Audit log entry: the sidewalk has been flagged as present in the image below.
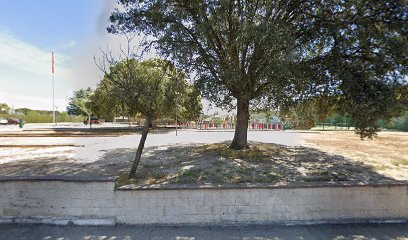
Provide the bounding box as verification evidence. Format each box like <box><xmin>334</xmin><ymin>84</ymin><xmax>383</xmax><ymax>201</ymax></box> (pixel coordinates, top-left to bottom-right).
<box><xmin>0</xmin><ymin>223</ymin><xmax>407</xmax><ymax>240</ymax></box>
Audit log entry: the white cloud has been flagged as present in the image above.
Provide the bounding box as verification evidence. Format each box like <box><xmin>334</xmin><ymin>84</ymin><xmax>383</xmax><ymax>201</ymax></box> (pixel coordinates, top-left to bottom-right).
<box><xmin>0</xmin><ymin>31</ymin><xmax>71</xmax><ymax>76</ymax></box>
<box><xmin>0</xmin><ymin>91</ymin><xmax>67</xmax><ymax>110</ymax></box>
<box><xmin>0</xmin><ymin>31</ymin><xmax>75</xmax><ymax>111</ymax></box>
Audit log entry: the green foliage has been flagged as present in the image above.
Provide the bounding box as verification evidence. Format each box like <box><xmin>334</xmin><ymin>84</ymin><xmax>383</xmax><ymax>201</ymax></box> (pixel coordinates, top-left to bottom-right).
<box><xmin>0</xmin><ymin>112</ymin><xmax>82</xmax><ymax>123</ymax></box>
<box><xmin>100</xmin><ymin>58</ymin><xmax>201</xmax><ymax>121</ymax></box>
<box><xmin>109</xmin><ymin>0</ymin><xmax>407</xmax><ymax>140</ymax></box>
<box><xmin>14</xmin><ymin>108</ymin><xmax>32</xmax><ymax>115</ymax></box>
<box><xmin>0</xmin><ymin>103</ymin><xmax>10</xmax><ymax>114</ymax></box>
<box><xmin>67</xmin><ymin>88</ymin><xmax>94</xmax><ymax>117</ymax></box>
<box><xmin>14</xmin><ymin>108</ymin><xmax>55</xmax><ymax>115</ymax></box>
<box><xmin>378</xmin><ymin>110</ymin><xmax>408</xmax><ymax>131</ymax></box>
<box><xmin>340</xmin><ymin>81</ymin><xmax>406</xmax><ymax>137</ymax></box>
<box><xmin>280</xmin><ymin>96</ymin><xmax>337</xmax><ymax>130</ymax></box>
<box><xmin>91</xmin><ymin>83</ymin><xmax>123</xmax><ymax>121</ymax></box>
<box><xmin>179</xmin><ymin>86</ymin><xmax>203</xmax><ymax>120</ymax></box>
<box><xmin>67</xmin><ymin>88</ymin><xmax>94</xmax><ymax>116</ymax></box>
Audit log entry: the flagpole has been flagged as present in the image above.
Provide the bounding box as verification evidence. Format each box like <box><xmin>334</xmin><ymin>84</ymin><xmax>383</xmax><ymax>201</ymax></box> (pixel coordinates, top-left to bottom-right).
<box><xmin>52</xmin><ymin>50</ymin><xmax>56</xmax><ymax>126</ymax></box>
<box><xmin>53</xmin><ymin>71</ymin><xmax>55</xmax><ymax>126</ymax></box>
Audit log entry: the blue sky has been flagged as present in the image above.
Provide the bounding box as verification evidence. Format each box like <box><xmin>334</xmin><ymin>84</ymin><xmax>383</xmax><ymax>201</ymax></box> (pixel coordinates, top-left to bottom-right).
<box><xmin>0</xmin><ymin>0</ymin><xmax>121</xmax><ymax>110</ymax></box>
<box><xmin>0</xmin><ymin>0</ymin><xmax>102</xmax><ymax>49</ymax></box>
<box><xmin>0</xmin><ymin>0</ymin><xmax>219</xmax><ymax>114</ymax></box>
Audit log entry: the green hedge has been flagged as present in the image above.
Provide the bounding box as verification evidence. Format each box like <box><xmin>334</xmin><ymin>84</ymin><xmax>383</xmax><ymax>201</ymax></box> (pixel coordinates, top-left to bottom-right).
<box><xmin>0</xmin><ymin>112</ymin><xmax>83</xmax><ymax>123</ymax></box>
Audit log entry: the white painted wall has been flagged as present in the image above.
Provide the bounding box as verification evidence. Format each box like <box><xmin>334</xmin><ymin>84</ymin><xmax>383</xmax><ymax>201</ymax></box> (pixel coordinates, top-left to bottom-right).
<box><xmin>0</xmin><ymin>180</ymin><xmax>407</xmax><ymax>225</ymax></box>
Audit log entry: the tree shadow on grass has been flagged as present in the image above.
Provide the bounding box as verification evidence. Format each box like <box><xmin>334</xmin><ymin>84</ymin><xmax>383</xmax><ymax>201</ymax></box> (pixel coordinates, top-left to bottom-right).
<box><xmin>0</xmin><ymin>142</ymin><xmax>401</xmax><ymax>186</ymax></box>
<box><xmin>116</xmin><ymin>142</ymin><xmax>399</xmax><ymax>186</ymax></box>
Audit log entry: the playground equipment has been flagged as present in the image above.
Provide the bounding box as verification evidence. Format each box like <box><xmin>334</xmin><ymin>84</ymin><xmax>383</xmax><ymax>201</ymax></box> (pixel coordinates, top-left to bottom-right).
<box><xmin>181</xmin><ymin>120</ymin><xmax>283</xmax><ymax>130</ymax></box>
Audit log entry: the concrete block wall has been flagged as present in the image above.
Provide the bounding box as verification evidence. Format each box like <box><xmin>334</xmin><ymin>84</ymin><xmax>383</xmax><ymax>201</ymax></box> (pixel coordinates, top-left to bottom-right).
<box><xmin>0</xmin><ymin>178</ymin><xmax>407</xmax><ymax>225</ymax></box>
<box><xmin>0</xmin><ymin>179</ymin><xmax>117</xmax><ymax>225</ymax></box>
<box><xmin>115</xmin><ymin>185</ymin><xmax>408</xmax><ymax>224</ymax></box>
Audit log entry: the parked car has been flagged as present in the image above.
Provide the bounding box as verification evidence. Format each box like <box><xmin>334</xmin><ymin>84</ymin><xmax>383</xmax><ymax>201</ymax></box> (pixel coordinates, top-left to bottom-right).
<box><xmin>7</xmin><ymin>118</ymin><xmax>19</xmax><ymax>125</ymax></box>
<box><xmin>84</xmin><ymin>117</ymin><xmax>103</xmax><ymax>125</ymax></box>
<box><xmin>0</xmin><ymin>118</ymin><xmax>8</xmax><ymax>125</ymax></box>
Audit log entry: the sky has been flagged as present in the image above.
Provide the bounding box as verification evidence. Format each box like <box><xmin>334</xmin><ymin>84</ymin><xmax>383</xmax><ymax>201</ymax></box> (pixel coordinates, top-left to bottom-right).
<box><xmin>0</xmin><ymin>0</ymin><xmax>225</xmax><ymax>115</ymax></box>
<box><xmin>0</xmin><ymin>0</ymin><xmax>130</xmax><ymax>111</ymax></box>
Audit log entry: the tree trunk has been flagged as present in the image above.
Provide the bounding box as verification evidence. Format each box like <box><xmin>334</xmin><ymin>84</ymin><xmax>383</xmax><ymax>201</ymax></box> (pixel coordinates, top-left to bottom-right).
<box><xmin>88</xmin><ymin>113</ymin><xmax>92</xmax><ymax>130</ymax></box>
<box><xmin>129</xmin><ymin>116</ymin><xmax>151</xmax><ymax>179</ymax></box>
<box><xmin>229</xmin><ymin>98</ymin><xmax>250</xmax><ymax>150</ymax></box>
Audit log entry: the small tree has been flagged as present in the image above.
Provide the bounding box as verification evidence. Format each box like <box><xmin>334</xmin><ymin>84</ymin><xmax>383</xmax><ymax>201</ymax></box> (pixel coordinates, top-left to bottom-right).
<box><xmin>0</xmin><ymin>103</ymin><xmax>10</xmax><ymax>114</ymax></box>
<box><xmin>67</xmin><ymin>88</ymin><xmax>92</xmax><ymax>116</ymax></box>
<box><xmin>69</xmin><ymin>88</ymin><xmax>94</xmax><ymax>129</ymax></box>
<box><xmin>99</xmin><ymin>58</ymin><xmax>200</xmax><ymax>178</ymax></box>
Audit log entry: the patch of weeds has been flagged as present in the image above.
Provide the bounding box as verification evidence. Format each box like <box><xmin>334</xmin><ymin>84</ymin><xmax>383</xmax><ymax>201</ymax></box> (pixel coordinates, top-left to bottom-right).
<box><xmin>116</xmin><ymin>173</ymin><xmax>138</xmax><ymax>186</ymax></box>
<box><xmin>250</xmin><ymin>174</ymin><xmax>280</xmax><ymax>183</ymax></box>
<box><xmin>375</xmin><ymin>165</ymin><xmax>390</xmax><ymax>170</ymax></box>
<box><xmin>194</xmin><ymin>143</ymin><xmax>285</xmax><ymax>162</ymax></box>
<box><xmin>258</xmin><ymin>170</ymin><xmax>281</xmax><ymax>182</ymax></box>
<box><xmin>140</xmin><ymin>163</ymin><xmax>157</xmax><ymax>169</ymax></box>
<box><xmin>392</xmin><ymin>160</ymin><xmax>408</xmax><ymax>166</ymax></box>
<box><xmin>265</xmin><ymin>173</ymin><xmax>281</xmax><ymax>182</ymax></box>
<box><xmin>145</xmin><ymin>171</ymin><xmax>168</xmax><ymax>184</ymax></box>
<box><xmin>303</xmin><ymin>169</ymin><xmax>350</xmax><ymax>182</ymax></box>
<box><xmin>234</xmin><ymin>167</ymin><xmax>255</xmax><ymax>176</ymax></box>
<box><xmin>213</xmin><ymin>160</ymin><xmax>226</xmax><ymax>167</ymax></box>
<box><xmin>219</xmin><ymin>167</ymin><xmax>281</xmax><ymax>183</ymax></box>
<box><xmin>173</xmin><ymin>168</ymin><xmax>203</xmax><ymax>183</ymax></box>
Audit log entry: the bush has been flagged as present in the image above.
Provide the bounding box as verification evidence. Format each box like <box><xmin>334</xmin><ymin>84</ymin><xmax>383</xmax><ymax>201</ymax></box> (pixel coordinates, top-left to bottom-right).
<box><xmin>0</xmin><ymin>112</ymin><xmax>83</xmax><ymax>123</ymax></box>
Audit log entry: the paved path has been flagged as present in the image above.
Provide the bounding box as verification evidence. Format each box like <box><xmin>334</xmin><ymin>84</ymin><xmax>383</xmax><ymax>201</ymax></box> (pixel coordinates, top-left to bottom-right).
<box><xmin>0</xmin><ymin>223</ymin><xmax>407</xmax><ymax>240</ymax></box>
<box><xmin>74</xmin><ymin>129</ymin><xmax>304</xmax><ymax>161</ymax></box>
<box><xmin>0</xmin><ymin>125</ymin><xmax>304</xmax><ymax>164</ymax></box>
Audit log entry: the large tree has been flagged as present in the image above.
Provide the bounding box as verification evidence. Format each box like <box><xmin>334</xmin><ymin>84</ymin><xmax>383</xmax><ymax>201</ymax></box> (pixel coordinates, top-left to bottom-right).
<box><xmin>109</xmin><ymin>0</ymin><xmax>407</xmax><ymax>149</ymax></box>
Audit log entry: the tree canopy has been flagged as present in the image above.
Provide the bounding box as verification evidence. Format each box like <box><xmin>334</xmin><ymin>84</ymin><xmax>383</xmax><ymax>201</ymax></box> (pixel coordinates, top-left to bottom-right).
<box><xmin>109</xmin><ymin>0</ymin><xmax>407</xmax><ymax>149</ymax></box>
<box><xmin>99</xmin><ymin>58</ymin><xmax>201</xmax><ymax>121</ymax></box>
<box><xmin>0</xmin><ymin>103</ymin><xmax>10</xmax><ymax>114</ymax></box>
<box><xmin>97</xmin><ymin>58</ymin><xmax>202</xmax><ymax>178</ymax></box>
<box><xmin>67</xmin><ymin>88</ymin><xmax>94</xmax><ymax>116</ymax></box>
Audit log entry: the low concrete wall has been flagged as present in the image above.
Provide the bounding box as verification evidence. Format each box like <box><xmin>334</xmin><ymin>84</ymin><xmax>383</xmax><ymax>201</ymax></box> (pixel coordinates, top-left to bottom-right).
<box><xmin>0</xmin><ymin>177</ymin><xmax>407</xmax><ymax>225</ymax></box>
<box><xmin>0</xmin><ymin>177</ymin><xmax>117</xmax><ymax>225</ymax></box>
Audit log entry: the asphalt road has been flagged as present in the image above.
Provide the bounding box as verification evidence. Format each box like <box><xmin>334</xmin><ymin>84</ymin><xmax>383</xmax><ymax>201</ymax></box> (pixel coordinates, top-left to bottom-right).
<box><xmin>0</xmin><ymin>223</ymin><xmax>407</xmax><ymax>240</ymax></box>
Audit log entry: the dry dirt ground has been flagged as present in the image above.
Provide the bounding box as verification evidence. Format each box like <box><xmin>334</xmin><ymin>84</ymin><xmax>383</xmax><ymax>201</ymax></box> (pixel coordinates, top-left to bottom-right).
<box><xmin>0</xmin><ymin>127</ymin><xmax>406</xmax><ymax>186</ymax></box>
<box><xmin>117</xmin><ymin>130</ymin><xmax>408</xmax><ymax>186</ymax></box>
<box><xmin>302</xmin><ymin>131</ymin><xmax>408</xmax><ymax>181</ymax></box>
